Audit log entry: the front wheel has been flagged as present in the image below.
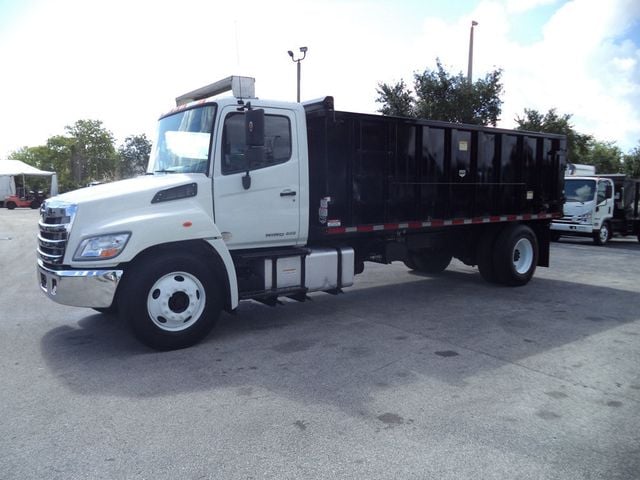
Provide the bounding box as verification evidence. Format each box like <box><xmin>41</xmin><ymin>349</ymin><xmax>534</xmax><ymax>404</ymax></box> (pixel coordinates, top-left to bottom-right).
<box><xmin>119</xmin><ymin>253</ymin><xmax>222</xmax><ymax>350</ymax></box>
<box><xmin>6</xmin><ymin>201</ymin><xmax>16</xmax><ymax>210</ymax></box>
<box><xmin>593</xmin><ymin>222</ymin><xmax>610</xmax><ymax>246</ymax></box>
<box><xmin>492</xmin><ymin>224</ymin><xmax>538</xmax><ymax>286</ymax></box>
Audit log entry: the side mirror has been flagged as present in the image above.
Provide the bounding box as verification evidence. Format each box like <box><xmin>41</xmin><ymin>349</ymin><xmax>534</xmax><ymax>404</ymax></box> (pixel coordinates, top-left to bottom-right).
<box><xmin>605</xmin><ymin>185</ymin><xmax>613</xmax><ymax>198</ymax></box>
<box><xmin>245</xmin><ymin>108</ymin><xmax>265</xmax><ymax>147</ymax></box>
<box><xmin>240</xmin><ymin>108</ymin><xmax>265</xmax><ymax>190</ymax></box>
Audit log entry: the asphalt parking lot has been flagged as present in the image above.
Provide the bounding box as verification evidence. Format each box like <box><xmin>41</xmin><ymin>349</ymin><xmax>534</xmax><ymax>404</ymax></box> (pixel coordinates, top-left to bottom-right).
<box><xmin>1</xmin><ymin>208</ymin><xmax>639</xmax><ymax>480</ymax></box>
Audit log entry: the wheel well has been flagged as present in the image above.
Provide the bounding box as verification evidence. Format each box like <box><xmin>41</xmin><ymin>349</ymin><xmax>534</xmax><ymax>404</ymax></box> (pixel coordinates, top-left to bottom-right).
<box><xmin>117</xmin><ymin>240</ymin><xmax>232</xmax><ymax>312</ymax></box>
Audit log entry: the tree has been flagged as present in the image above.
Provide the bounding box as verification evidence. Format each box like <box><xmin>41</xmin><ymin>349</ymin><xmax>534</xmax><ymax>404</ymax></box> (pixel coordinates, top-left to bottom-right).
<box><xmin>119</xmin><ymin>134</ymin><xmax>152</xmax><ymax>179</ymax></box>
<box><xmin>581</xmin><ymin>141</ymin><xmax>623</xmax><ymax>174</ymax></box>
<box><xmin>376</xmin><ymin>80</ymin><xmax>414</xmax><ymax>117</ymax></box>
<box><xmin>515</xmin><ymin>108</ymin><xmax>592</xmax><ymax>163</ymax></box>
<box><xmin>623</xmin><ymin>142</ymin><xmax>640</xmax><ymax>177</ymax></box>
<box><xmin>9</xmin><ymin>120</ymin><xmax>119</xmax><ymax>192</ymax></box>
<box><xmin>376</xmin><ymin>59</ymin><xmax>504</xmax><ymax>126</ymax></box>
<box><xmin>65</xmin><ymin>120</ymin><xmax>118</xmax><ymax>185</ymax></box>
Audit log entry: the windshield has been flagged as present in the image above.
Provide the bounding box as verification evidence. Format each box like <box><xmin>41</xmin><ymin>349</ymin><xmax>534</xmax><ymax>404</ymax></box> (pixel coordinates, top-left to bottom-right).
<box><xmin>148</xmin><ymin>104</ymin><xmax>216</xmax><ymax>174</ymax></box>
<box><xmin>565</xmin><ymin>179</ymin><xmax>596</xmax><ymax>202</ymax></box>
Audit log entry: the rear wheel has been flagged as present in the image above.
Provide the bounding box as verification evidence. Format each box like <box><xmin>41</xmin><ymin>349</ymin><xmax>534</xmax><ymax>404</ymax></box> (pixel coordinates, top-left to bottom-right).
<box><xmin>476</xmin><ymin>228</ymin><xmax>501</xmax><ymax>283</ymax></box>
<box><xmin>6</xmin><ymin>201</ymin><xmax>16</xmax><ymax>210</ymax></box>
<box><xmin>593</xmin><ymin>222</ymin><xmax>610</xmax><ymax>246</ymax></box>
<box><xmin>406</xmin><ymin>250</ymin><xmax>452</xmax><ymax>274</ymax></box>
<box><xmin>119</xmin><ymin>253</ymin><xmax>222</xmax><ymax>350</ymax></box>
<box><xmin>30</xmin><ymin>200</ymin><xmax>40</xmax><ymax>209</ymax></box>
<box><xmin>492</xmin><ymin>224</ymin><xmax>538</xmax><ymax>286</ymax></box>
<box><xmin>92</xmin><ymin>305</ymin><xmax>118</xmax><ymax>315</ymax></box>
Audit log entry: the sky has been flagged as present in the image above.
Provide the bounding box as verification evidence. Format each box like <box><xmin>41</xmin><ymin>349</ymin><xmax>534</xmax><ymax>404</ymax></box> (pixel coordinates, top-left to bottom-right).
<box><xmin>0</xmin><ymin>0</ymin><xmax>638</xmax><ymax>159</ymax></box>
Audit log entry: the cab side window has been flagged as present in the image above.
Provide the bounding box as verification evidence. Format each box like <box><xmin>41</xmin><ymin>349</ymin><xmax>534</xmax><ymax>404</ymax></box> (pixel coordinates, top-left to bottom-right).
<box><xmin>597</xmin><ymin>181</ymin><xmax>609</xmax><ymax>204</ymax></box>
<box><xmin>221</xmin><ymin>113</ymin><xmax>292</xmax><ymax>174</ymax></box>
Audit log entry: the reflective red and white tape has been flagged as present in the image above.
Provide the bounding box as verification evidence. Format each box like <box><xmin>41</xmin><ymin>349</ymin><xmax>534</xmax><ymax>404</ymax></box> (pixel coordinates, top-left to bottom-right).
<box><xmin>325</xmin><ymin>212</ymin><xmax>559</xmax><ymax>235</ymax></box>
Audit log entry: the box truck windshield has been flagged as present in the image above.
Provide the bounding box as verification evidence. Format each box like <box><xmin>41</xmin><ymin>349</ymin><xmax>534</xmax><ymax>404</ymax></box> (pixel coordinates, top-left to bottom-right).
<box><xmin>565</xmin><ymin>178</ymin><xmax>596</xmax><ymax>203</ymax></box>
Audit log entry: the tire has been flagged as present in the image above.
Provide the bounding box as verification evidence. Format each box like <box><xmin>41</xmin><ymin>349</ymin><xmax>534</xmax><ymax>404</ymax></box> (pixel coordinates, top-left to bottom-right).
<box><xmin>6</xmin><ymin>201</ymin><xmax>16</xmax><ymax>210</ymax></box>
<box><xmin>119</xmin><ymin>253</ymin><xmax>222</xmax><ymax>350</ymax></box>
<box><xmin>492</xmin><ymin>224</ymin><xmax>538</xmax><ymax>287</ymax></box>
<box><xmin>593</xmin><ymin>222</ymin><xmax>610</xmax><ymax>246</ymax></box>
<box><xmin>407</xmin><ymin>250</ymin><xmax>452</xmax><ymax>274</ymax></box>
<box><xmin>92</xmin><ymin>305</ymin><xmax>118</xmax><ymax>315</ymax></box>
<box><xmin>30</xmin><ymin>200</ymin><xmax>40</xmax><ymax>209</ymax></box>
<box><xmin>476</xmin><ymin>228</ymin><xmax>501</xmax><ymax>283</ymax></box>
<box><xmin>550</xmin><ymin>231</ymin><xmax>561</xmax><ymax>242</ymax></box>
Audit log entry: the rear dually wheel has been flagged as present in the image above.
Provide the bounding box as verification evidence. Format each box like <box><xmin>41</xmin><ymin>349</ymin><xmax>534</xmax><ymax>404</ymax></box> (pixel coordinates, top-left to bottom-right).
<box><xmin>492</xmin><ymin>224</ymin><xmax>539</xmax><ymax>286</ymax></box>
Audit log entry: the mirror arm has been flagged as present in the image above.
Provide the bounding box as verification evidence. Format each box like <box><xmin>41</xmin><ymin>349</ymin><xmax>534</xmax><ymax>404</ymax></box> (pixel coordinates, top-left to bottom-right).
<box><xmin>242</xmin><ymin>171</ymin><xmax>251</xmax><ymax>190</ymax></box>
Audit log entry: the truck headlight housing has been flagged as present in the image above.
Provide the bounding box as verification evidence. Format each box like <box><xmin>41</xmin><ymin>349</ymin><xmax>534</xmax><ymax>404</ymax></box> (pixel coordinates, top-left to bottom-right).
<box><xmin>574</xmin><ymin>212</ymin><xmax>592</xmax><ymax>224</ymax></box>
<box><xmin>74</xmin><ymin>233</ymin><xmax>130</xmax><ymax>261</ymax></box>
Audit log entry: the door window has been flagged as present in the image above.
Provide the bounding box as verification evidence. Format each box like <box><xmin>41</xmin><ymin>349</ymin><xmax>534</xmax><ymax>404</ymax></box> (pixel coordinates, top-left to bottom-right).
<box><xmin>597</xmin><ymin>181</ymin><xmax>609</xmax><ymax>204</ymax></box>
<box><xmin>221</xmin><ymin>113</ymin><xmax>292</xmax><ymax>174</ymax></box>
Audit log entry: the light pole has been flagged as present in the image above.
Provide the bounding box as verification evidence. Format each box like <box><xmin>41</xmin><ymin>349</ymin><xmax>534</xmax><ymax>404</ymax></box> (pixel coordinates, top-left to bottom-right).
<box><xmin>288</xmin><ymin>46</ymin><xmax>308</xmax><ymax>102</ymax></box>
<box><xmin>467</xmin><ymin>20</ymin><xmax>478</xmax><ymax>83</ymax></box>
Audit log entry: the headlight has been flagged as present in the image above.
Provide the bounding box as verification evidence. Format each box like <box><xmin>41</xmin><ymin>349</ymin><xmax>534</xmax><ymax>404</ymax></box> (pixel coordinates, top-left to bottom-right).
<box><xmin>574</xmin><ymin>212</ymin><xmax>592</xmax><ymax>224</ymax></box>
<box><xmin>74</xmin><ymin>233</ymin><xmax>130</xmax><ymax>261</ymax></box>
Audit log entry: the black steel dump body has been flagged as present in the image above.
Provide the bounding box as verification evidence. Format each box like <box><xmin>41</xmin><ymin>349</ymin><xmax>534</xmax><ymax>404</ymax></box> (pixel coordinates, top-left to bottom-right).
<box><xmin>600</xmin><ymin>174</ymin><xmax>640</xmax><ymax>235</ymax></box>
<box><xmin>304</xmin><ymin>98</ymin><xmax>566</xmax><ymax>241</ymax></box>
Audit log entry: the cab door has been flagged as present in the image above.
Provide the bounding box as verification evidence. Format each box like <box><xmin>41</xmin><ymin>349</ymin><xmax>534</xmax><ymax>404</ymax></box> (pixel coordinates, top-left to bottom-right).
<box><xmin>594</xmin><ymin>178</ymin><xmax>614</xmax><ymax>223</ymax></box>
<box><xmin>213</xmin><ymin>106</ymin><xmax>301</xmax><ymax>249</ymax></box>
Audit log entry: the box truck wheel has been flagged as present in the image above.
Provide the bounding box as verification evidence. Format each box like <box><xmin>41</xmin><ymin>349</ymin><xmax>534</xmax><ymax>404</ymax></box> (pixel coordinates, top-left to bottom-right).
<box><xmin>493</xmin><ymin>224</ymin><xmax>538</xmax><ymax>286</ymax></box>
<box><xmin>120</xmin><ymin>253</ymin><xmax>222</xmax><ymax>350</ymax></box>
<box><xmin>92</xmin><ymin>305</ymin><xmax>118</xmax><ymax>315</ymax></box>
<box><xmin>593</xmin><ymin>222</ymin><xmax>611</xmax><ymax>246</ymax></box>
<box><xmin>406</xmin><ymin>250</ymin><xmax>452</xmax><ymax>274</ymax></box>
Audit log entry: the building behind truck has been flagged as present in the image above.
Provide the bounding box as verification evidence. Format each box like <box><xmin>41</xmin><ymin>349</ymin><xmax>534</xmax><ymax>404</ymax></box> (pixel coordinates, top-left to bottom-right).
<box><xmin>37</xmin><ymin>76</ymin><xmax>566</xmax><ymax>350</ymax></box>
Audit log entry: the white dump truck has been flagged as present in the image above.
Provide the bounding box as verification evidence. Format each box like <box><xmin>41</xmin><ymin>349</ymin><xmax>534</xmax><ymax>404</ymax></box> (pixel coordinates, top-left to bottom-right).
<box><xmin>37</xmin><ymin>76</ymin><xmax>566</xmax><ymax>350</ymax></box>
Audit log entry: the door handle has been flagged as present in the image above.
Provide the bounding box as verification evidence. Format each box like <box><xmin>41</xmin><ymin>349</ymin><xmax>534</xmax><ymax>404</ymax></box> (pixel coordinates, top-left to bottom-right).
<box><xmin>280</xmin><ymin>190</ymin><xmax>297</xmax><ymax>197</ymax></box>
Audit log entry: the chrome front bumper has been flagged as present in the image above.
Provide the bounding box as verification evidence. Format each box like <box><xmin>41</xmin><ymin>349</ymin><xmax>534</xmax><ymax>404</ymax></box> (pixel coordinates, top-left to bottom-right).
<box><xmin>550</xmin><ymin>222</ymin><xmax>594</xmax><ymax>234</ymax></box>
<box><xmin>37</xmin><ymin>260</ymin><xmax>123</xmax><ymax>308</ymax></box>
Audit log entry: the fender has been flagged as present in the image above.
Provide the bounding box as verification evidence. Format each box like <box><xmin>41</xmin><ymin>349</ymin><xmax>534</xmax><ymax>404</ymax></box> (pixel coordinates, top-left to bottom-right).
<box><xmin>205</xmin><ymin>237</ymin><xmax>239</xmax><ymax>310</ymax></box>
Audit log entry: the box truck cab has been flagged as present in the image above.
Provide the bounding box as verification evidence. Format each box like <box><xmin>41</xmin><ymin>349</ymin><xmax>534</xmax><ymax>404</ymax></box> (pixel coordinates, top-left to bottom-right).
<box><xmin>551</xmin><ymin>176</ymin><xmax>615</xmax><ymax>245</ymax></box>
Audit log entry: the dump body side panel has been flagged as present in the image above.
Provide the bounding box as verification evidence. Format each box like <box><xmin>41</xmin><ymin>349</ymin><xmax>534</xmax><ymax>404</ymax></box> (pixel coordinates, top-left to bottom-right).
<box><xmin>305</xmin><ymin>108</ymin><xmax>566</xmax><ymax>241</ymax></box>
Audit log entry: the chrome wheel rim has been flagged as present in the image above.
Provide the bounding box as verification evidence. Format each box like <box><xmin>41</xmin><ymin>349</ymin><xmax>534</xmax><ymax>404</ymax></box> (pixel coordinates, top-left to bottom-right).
<box><xmin>147</xmin><ymin>271</ymin><xmax>206</xmax><ymax>332</ymax></box>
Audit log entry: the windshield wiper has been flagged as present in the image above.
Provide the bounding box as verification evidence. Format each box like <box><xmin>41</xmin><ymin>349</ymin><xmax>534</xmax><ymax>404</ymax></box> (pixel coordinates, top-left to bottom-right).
<box><xmin>154</xmin><ymin>169</ymin><xmax>180</xmax><ymax>174</ymax></box>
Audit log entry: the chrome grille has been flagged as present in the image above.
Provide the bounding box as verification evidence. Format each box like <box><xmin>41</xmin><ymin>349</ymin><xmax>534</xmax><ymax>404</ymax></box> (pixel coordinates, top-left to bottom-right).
<box><xmin>38</xmin><ymin>202</ymin><xmax>77</xmax><ymax>266</ymax></box>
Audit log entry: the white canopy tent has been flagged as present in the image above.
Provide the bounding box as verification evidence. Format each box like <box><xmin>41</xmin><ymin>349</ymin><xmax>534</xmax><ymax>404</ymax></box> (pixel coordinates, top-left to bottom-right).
<box><xmin>0</xmin><ymin>159</ymin><xmax>58</xmax><ymax>198</ymax></box>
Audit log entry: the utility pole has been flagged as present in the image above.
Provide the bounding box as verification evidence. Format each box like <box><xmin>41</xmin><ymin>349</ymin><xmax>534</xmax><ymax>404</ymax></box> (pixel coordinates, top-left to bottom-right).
<box><xmin>467</xmin><ymin>21</ymin><xmax>478</xmax><ymax>83</ymax></box>
<box><xmin>288</xmin><ymin>46</ymin><xmax>308</xmax><ymax>102</ymax></box>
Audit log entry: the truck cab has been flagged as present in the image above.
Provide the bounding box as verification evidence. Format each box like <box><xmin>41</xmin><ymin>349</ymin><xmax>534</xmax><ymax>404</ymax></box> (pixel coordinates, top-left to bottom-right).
<box><xmin>551</xmin><ymin>176</ymin><xmax>615</xmax><ymax>245</ymax></box>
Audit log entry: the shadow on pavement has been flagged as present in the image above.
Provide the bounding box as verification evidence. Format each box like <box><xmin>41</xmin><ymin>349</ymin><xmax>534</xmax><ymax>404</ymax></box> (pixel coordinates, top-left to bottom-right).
<box><xmin>39</xmin><ymin>269</ymin><xmax>640</xmax><ymax>417</ymax></box>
